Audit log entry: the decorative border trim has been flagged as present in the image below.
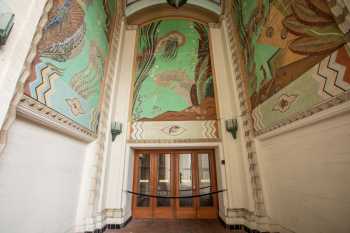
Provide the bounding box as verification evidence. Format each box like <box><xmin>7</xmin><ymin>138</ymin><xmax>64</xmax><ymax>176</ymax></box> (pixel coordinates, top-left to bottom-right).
<box><xmin>128</xmin><ymin>138</ymin><xmax>221</xmax><ymax>143</ymax></box>
<box><xmin>223</xmin><ymin>0</ymin><xmax>266</xmax><ymax>217</ymax></box>
<box><xmin>255</xmin><ymin>91</ymin><xmax>350</xmax><ymax>136</ymax></box>
<box><xmin>0</xmin><ymin>0</ymin><xmax>54</xmax><ymax>155</ymax></box>
<box><xmin>17</xmin><ymin>95</ymin><xmax>95</xmax><ymax>141</ymax></box>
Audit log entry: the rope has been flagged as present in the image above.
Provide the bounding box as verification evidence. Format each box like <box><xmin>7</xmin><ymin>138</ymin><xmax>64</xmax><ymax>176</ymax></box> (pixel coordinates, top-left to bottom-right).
<box><xmin>157</xmin><ymin>185</ymin><xmax>213</xmax><ymax>192</ymax></box>
<box><xmin>125</xmin><ymin>189</ymin><xmax>227</xmax><ymax>199</ymax></box>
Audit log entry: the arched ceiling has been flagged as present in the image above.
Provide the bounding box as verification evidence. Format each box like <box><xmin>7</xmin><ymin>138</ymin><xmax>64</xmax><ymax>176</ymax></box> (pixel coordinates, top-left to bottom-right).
<box><xmin>125</xmin><ymin>0</ymin><xmax>222</xmax><ymax>17</ymax></box>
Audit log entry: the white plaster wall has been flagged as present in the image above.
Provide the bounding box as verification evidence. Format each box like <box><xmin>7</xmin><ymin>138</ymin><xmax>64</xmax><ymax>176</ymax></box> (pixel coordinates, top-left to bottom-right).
<box><xmin>256</xmin><ymin>107</ymin><xmax>350</xmax><ymax>233</ymax></box>
<box><xmin>0</xmin><ymin>0</ymin><xmax>47</xmax><ymax>129</ymax></box>
<box><xmin>102</xmin><ymin>27</ymin><xmax>137</xmax><ymax>222</ymax></box>
<box><xmin>0</xmin><ymin>117</ymin><xmax>86</xmax><ymax>233</ymax></box>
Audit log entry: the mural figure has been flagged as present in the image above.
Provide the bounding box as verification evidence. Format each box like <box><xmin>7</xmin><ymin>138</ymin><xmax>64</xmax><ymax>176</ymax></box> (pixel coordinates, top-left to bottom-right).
<box><xmin>233</xmin><ymin>0</ymin><xmax>350</xmax><ymax>132</ymax></box>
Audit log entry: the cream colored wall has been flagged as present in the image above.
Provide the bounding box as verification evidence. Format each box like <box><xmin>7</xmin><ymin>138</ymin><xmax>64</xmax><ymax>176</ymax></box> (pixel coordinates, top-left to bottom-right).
<box><xmin>0</xmin><ymin>117</ymin><xmax>86</xmax><ymax>233</ymax></box>
<box><xmin>102</xmin><ymin>26</ymin><xmax>137</xmax><ymax>223</ymax></box>
<box><xmin>256</xmin><ymin>103</ymin><xmax>350</xmax><ymax>233</ymax></box>
<box><xmin>0</xmin><ymin>0</ymin><xmax>47</xmax><ymax>129</ymax></box>
<box><xmin>210</xmin><ymin>25</ymin><xmax>256</xmax><ymax>222</ymax></box>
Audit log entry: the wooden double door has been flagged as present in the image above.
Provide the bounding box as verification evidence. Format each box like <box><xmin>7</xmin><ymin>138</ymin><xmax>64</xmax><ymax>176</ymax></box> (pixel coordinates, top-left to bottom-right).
<box><xmin>132</xmin><ymin>149</ymin><xmax>218</xmax><ymax>219</ymax></box>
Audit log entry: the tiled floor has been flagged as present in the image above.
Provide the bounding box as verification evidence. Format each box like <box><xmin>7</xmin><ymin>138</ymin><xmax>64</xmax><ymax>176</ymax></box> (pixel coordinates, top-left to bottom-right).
<box><xmin>106</xmin><ymin>219</ymin><xmax>244</xmax><ymax>233</ymax></box>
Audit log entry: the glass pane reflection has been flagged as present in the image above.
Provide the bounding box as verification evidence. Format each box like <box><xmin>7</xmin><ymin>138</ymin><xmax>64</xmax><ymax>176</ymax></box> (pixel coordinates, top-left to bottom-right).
<box><xmin>179</xmin><ymin>154</ymin><xmax>193</xmax><ymax>207</ymax></box>
<box><xmin>198</xmin><ymin>153</ymin><xmax>213</xmax><ymax>207</ymax></box>
<box><xmin>137</xmin><ymin>154</ymin><xmax>150</xmax><ymax>207</ymax></box>
<box><xmin>157</xmin><ymin>154</ymin><xmax>171</xmax><ymax>207</ymax></box>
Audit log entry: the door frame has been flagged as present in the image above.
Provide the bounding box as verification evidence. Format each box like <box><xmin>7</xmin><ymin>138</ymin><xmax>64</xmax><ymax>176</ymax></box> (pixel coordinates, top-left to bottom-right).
<box><xmin>132</xmin><ymin>149</ymin><xmax>218</xmax><ymax>219</ymax></box>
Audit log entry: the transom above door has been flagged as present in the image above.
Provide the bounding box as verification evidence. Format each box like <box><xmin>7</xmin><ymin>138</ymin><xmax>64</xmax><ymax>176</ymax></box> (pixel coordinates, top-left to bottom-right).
<box><xmin>132</xmin><ymin>149</ymin><xmax>218</xmax><ymax>219</ymax></box>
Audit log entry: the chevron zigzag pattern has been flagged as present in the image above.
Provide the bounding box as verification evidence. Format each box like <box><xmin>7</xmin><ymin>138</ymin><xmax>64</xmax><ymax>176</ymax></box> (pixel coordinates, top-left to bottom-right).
<box><xmin>313</xmin><ymin>50</ymin><xmax>350</xmax><ymax>98</ymax></box>
<box><xmin>30</xmin><ymin>64</ymin><xmax>63</xmax><ymax>104</ymax></box>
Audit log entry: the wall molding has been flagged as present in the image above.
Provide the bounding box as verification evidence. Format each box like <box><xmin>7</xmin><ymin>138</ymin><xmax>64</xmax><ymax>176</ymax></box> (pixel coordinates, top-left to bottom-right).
<box><xmin>222</xmin><ymin>0</ymin><xmax>266</xmax><ymax>217</ymax></box>
<box><xmin>17</xmin><ymin>95</ymin><xmax>96</xmax><ymax>142</ymax></box>
<box><xmin>75</xmin><ymin>208</ymin><xmax>132</xmax><ymax>233</ymax></box>
<box><xmin>256</xmin><ymin>91</ymin><xmax>350</xmax><ymax>139</ymax></box>
<box><xmin>128</xmin><ymin>138</ymin><xmax>220</xmax><ymax>143</ymax></box>
<box><xmin>224</xmin><ymin>208</ymin><xmax>295</xmax><ymax>233</ymax></box>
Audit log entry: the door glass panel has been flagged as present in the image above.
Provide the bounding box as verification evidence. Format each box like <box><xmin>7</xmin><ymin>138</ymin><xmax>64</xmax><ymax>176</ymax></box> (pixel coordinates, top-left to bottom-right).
<box><xmin>157</xmin><ymin>154</ymin><xmax>171</xmax><ymax>207</ymax></box>
<box><xmin>137</xmin><ymin>153</ymin><xmax>150</xmax><ymax>207</ymax></box>
<box><xmin>198</xmin><ymin>153</ymin><xmax>213</xmax><ymax>207</ymax></box>
<box><xmin>179</xmin><ymin>154</ymin><xmax>193</xmax><ymax>207</ymax></box>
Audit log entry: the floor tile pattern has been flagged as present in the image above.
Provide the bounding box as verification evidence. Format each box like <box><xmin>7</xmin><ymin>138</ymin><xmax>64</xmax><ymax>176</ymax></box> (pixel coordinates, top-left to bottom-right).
<box><xmin>106</xmin><ymin>219</ymin><xmax>245</xmax><ymax>233</ymax></box>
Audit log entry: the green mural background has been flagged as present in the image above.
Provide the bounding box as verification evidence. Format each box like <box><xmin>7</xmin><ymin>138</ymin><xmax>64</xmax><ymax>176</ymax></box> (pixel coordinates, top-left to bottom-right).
<box><xmin>132</xmin><ymin>19</ymin><xmax>217</xmax><ymax>122</ymax></box>
<box><xmin>24</xmin><ymin>0</ymin><xmax>118</xmax><ymax>134</ymax></box>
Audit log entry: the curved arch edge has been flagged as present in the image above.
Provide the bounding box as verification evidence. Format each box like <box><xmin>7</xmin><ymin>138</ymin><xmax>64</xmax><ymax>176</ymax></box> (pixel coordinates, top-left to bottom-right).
<box><xmin>126</xmin><ymin>3</ymin><xmax>220</xmax><ymax>25</ymax></box>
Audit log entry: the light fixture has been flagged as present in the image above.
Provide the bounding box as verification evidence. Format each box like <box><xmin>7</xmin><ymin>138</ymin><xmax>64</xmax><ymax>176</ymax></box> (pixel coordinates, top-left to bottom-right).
<box><xmin>167</xmin><ymin>0</ymin><xmax>188</xmax><ymax>8</ymax></box>
<box><xmin>225</xmin><ymin>119</ymin><xmax>238</xmax><ymax>139</ymax></box>
<box><xmin>0</xmin><ymin>1</ymin><xmax>15</xmax><ymax>46</ymax></box>
<box><xmin>111</xmin><ymin>121</ymin><xmax>122</xmax><ymax>142</ymax></box>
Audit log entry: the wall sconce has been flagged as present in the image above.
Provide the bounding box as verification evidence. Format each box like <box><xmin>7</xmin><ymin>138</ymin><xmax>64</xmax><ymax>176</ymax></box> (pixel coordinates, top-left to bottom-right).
<box><xmin>225</xmin><ymin>119</ymin><xmax>238</xmax><ymax>139</ymax></box>
<box><xmin>0</xmin><ymin>1</ymin><xmax>15</xmax><ymax>46</ymax></box>
<box><xmin>111</xmin><ymin>121</ymin><xmax>122</xmax><ymax>142</ymax></box>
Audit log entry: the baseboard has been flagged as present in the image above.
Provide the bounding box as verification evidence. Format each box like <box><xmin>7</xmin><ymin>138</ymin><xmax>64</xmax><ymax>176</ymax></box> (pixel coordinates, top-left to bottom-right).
<box><xmin>84</xmin><ymin>216</ymin><xmax>132</xmax><ymax>233</ymax></box>
<box><xmin>218</xmin><ymin>216</ymin><xmax>275</xmax><ymax>233</ymax></box>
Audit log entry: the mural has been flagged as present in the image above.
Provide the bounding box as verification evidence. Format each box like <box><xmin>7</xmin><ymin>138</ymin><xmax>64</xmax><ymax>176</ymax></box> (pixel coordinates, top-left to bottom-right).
<box><xmin>130</xmin><ymin>19</ymin><xmax>219</xmax><ymax>142</ymax></box>
<box><xmin>233</xmin><ymin>0</ymin><xmax>350</xmax><ymax>134</ymax></box>
<box><xmin>23</xmin><ymin>0</ymin><xmax>117</xmax><ymax>135</ymax></box>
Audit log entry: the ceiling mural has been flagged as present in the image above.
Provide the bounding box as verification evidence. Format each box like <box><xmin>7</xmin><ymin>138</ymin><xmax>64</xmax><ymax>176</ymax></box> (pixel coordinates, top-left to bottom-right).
<box><xmin>126</xmin><ymin>0</ymin><xmax>221</xmax><ymax>6</ymax></box>
<box><xmin>104</xmin><ymin>0</ymin><xmax>118</xmax><ymax>35</ymax></box>
<box><xmin>23</xmin><ymin>0</ymin><xmax>116</xmax><ymax>136</ymax></box>
<box><xmin>232</xmin><ymin>0</ymin><xmax>350</xmax><ymax>134</ymax></box>
<box><xmin>125</xmin><ymin>0</ymin><xmax>221</xmax><ymax>16</ymax></box>
<box><xmin>130</xmin><ymin>19</ymin><xmax>219</xmax><ymax>142</ymax></box>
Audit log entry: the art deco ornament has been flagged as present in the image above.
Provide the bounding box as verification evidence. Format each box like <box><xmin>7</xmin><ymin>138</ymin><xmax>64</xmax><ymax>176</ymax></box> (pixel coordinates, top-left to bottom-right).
<box><xmin>0</xmin><ymin>0</ymin><xmax>14</xmax><ymax>46</ymax></box>
<box><xmin>167</xmin><ymin>0</ymin><xmax>188</xmax><ymax>8</ymax></box>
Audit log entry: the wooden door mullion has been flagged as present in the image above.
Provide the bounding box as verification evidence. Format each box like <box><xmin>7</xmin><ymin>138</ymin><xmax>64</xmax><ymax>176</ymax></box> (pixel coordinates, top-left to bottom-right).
<box><xmin>193</xmin><ymin>152</ymin><xmax>200</xmax><ymax>218</ymax></box>
<box><xmin>150</xmin><ymin>151</ymin><xmax>157</xmax><ymax>218</ymax></box>
<box><xmin>174</xmin><ymin>152</ymin><xmax>180</xmax><ymax>216</ymax></box>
